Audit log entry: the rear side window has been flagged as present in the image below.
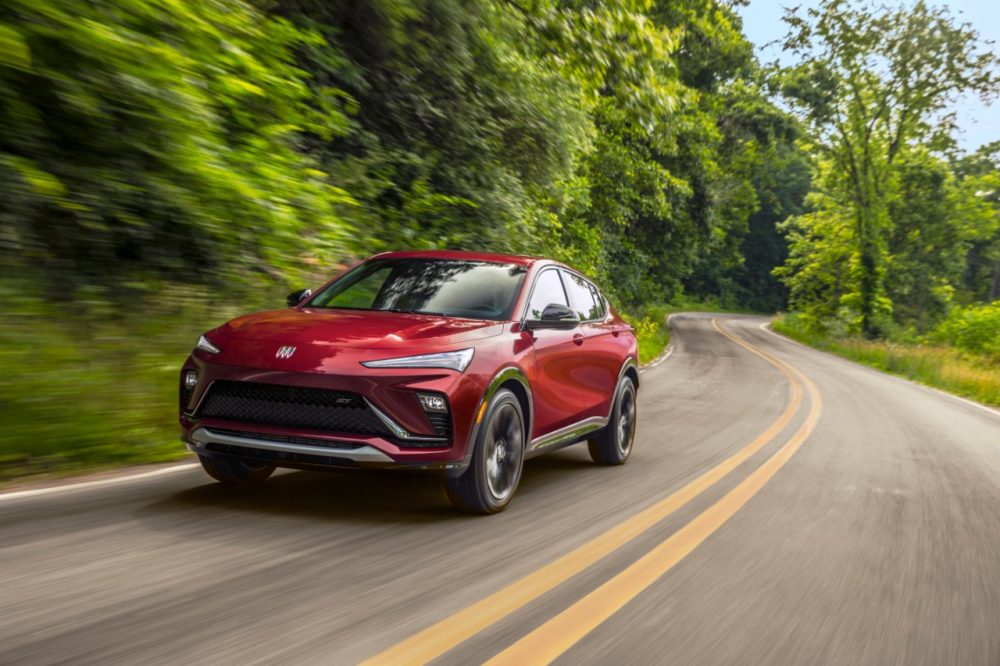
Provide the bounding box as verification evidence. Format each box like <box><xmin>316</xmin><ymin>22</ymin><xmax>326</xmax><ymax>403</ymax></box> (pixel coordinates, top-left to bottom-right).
<box><xmin>562</xmin><ymin>270</ymin><xmax>604</xmax><ymax>321</ymax></box>
<box><xmin>588</xmin><ymin>283</ymin><xmax>607</xmax><ymax>319</ymax></box>
<box><xmin>526</xmin><ymin>269</ymin><xmax>568</xmax><ymax>320</ymax></box>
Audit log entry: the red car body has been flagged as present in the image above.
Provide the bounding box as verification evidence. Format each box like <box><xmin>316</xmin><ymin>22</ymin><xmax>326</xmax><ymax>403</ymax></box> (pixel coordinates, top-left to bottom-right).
<box><xmin>180</xmin><ymin>250</ymin><xmax>638</xmax><ymax>509</ymax></box>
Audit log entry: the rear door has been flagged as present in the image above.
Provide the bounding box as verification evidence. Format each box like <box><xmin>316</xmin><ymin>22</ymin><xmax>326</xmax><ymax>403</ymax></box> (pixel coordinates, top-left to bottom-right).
<box><xmin>560</xmin><ymin>270</ymin><xmax>621</xmax><ymax>420</ymax></box>
<box><xmin>523</xmin><ymin>267</ymin><xmax>584</xmax><ymax>438</ymax></box>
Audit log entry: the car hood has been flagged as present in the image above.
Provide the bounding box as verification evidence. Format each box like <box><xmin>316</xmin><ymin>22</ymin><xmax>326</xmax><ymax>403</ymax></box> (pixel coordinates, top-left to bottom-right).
<box><xmin>217</xmin><ymin>308</ymin><xmax>505</xmax><ymax>349</ymax></box>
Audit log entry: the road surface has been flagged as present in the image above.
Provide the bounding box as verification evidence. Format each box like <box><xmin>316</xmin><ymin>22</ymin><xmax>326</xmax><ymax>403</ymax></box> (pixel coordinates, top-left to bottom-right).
<box><xmin>2</xmin><ymin>314</ymin><xmax>999</xmax><ymax>665</ymax></box>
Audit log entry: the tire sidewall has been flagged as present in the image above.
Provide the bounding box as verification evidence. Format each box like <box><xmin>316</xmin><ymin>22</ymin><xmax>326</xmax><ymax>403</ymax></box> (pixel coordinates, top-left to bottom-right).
<box><xmin>610</xmin><ymin>376</ymin><xmax>637</xmax><ymax>463</ymax></box>
<box><xmin>473</xmin><ymin>389</ymin><xmax>525</xmax><ymax>511</ymax></box>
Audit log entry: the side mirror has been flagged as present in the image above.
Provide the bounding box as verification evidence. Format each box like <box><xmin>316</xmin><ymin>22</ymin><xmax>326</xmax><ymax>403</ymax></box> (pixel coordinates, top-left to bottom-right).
<box><xmin>527</xmin><ymin>303</ymin><xmax>580</xmax><ymax>330</ymax></box>
<box><xmin>286</xmin><ymin>288</ymin><xmax>312</xmax><ymax>308</ymax></box>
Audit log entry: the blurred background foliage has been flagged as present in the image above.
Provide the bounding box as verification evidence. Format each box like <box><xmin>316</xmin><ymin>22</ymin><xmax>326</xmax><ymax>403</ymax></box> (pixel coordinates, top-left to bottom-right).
<box><xmin>0</xmin><ymin>0</ymin><xmax>997</xmax><ymax>478</ymax></box>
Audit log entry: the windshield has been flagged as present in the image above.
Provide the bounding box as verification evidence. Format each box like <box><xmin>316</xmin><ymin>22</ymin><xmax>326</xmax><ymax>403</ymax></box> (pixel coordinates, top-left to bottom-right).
<box><xmin>307</xmin><ymin>258</ymin><xmax>528</xmax><ymax>321</ymax></box>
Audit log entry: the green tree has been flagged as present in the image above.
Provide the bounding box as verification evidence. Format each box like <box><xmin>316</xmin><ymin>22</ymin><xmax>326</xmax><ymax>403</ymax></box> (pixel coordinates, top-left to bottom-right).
<box><xmin>952</xmin><ymin>142</ymin><xmax>1000</xmax><ymax>302</ymax></box>
<box><xmin>777</xmin><ymin>0</ymin><xmax>999</xmax><ymax>336</ymax></box>
<box><xmin>0</xmin><ymin>0</ymin><xmax>350</xmax><ymax>292</ymax></box>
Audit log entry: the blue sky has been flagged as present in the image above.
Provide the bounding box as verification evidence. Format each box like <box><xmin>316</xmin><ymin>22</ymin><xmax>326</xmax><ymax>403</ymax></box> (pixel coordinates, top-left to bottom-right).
<box><xmin>737</xmin><ymin>0</ymin><xmax>999</xmax><ymax>151</ymax></box>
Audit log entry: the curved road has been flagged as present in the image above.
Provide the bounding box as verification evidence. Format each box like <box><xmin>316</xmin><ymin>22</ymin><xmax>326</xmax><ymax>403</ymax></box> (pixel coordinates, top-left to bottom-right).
<box><xmin>2</xmin><ymin>315</ymin><xmax>999</xmax><ymax>665</ymax></box>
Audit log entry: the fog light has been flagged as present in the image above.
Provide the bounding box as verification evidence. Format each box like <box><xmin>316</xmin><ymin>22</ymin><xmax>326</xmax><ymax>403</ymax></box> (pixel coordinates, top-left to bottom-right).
<box><xmin>184</xmin><ymin>370</ymin><xmax>198</xmax><ymax>390</ymax></box>
<box><xmin>418</xmin><ymin>392</ymin><xmax>448</xmax><ymax>413</ymax></box>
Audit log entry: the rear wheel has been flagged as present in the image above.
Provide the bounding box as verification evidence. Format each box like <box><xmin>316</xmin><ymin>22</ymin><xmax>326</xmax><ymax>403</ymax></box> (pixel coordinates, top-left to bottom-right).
<box><xmin>445</xmin><ymin>389</ymin><xmax>525</xmax><ymax>514</ymax></box>
<box><xmin>588</xmin><ymin>376</ymin><xmax>637</xmax><ymax>465</ymax></box>
<box><xmin>198</xmin><ymin>455</ymin><xmax>275</xmax><ymax>487</ymax></box>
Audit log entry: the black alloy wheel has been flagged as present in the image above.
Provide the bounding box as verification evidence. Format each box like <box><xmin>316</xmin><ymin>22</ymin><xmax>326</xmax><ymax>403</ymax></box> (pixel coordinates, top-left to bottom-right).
<box><xmin>445</xmin><ymin>388</ymin><xmax>525</xmax><ymax>514</ymax></box>
<box><xmin>588</xmin><ymin>376</ymin><xmax>637</xmax><ymax>465</ymax></box>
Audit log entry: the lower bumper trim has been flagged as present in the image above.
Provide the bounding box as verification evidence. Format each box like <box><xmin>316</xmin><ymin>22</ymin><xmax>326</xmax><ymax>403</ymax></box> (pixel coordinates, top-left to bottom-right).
<box><xmin>187</xmin><ymin>427</ymin><xmax>395</xmax><ymax>463</ymax></box>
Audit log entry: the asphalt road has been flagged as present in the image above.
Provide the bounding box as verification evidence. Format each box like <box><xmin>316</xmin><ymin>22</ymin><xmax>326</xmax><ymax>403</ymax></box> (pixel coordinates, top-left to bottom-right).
<box><xmin>2</xmin><ymin>314</ymin><xmax>1000</xmax><ymax>665</ymax></box>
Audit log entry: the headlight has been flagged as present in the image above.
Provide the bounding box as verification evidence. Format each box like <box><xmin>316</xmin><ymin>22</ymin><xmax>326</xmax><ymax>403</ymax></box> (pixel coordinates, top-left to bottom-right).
<box><xmin>361</xmin><ymin>348</ymin><xmax>474</xmax><ymax>373</ymax></box>
<box><xmin>196</xmin><ymin>334</ymin><xmax>221</xmax><ymax>354</ymax></box>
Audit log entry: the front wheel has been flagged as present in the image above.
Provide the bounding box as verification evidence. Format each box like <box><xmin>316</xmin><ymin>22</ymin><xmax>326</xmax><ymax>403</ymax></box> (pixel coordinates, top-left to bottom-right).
<box><xmin>198</xmin><ymin>455</ymin><xmax>275</xmax><ymax>487</ymax></box>
<box><xmin>588</xmin><ymin>376</ymin><xmax>637</xmax><ymax>465</ymax></box>
<box><xmin>445</xmin><ymin>389</ymin><xmax>525</xmax><ymax>514</ymax></box>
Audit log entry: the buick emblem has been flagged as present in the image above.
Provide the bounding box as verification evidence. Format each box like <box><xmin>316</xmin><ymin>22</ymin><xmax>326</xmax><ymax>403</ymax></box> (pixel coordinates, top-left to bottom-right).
<box><xmin>275</xmin><ymin>345</ymin><xmax>296</xmax><ymax>359</ymax></box>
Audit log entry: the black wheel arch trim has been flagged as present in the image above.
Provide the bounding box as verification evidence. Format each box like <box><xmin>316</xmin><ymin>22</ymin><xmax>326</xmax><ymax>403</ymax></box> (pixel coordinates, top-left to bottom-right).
<box><xmin>461</xmin><ymin>366</ymin><xmax>533</xmax><ymax>470</ymax></box>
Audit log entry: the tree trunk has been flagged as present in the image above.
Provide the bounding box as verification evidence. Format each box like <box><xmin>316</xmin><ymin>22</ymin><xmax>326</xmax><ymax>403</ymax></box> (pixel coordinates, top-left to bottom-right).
<box><xmin>856</xmin><ymin>205</ymin><xmax>881</xmax><ymax>339</ymax></box>
<box><xmin>990</xmin><ymin>258</ymin><xmax>1000</xmax><ymax>302</ymax></box>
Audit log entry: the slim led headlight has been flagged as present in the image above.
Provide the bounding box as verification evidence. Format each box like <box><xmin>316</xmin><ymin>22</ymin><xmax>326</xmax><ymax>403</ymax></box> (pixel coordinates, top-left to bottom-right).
<box><xmin>196</xmin><ymin>334</ymin><xmax>221</xmax><ymax>355</ymax></box>
<box><xmin>361</xmin><ymin>348</ymin><xmax>474</xmax><ymax>373</ymax></box>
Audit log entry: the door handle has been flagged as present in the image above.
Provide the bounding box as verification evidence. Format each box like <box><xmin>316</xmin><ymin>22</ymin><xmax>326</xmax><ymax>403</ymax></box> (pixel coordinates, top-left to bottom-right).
<box><xmin>572</xmin><ymin>333</ymin><xmax>584</xmax><ymax>346</ymax></box>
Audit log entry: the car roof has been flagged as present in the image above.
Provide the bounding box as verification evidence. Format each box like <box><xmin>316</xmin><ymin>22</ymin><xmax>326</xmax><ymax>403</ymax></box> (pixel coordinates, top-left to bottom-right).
<box><xmin>369</xmin><ymin>249</ymin><xmax>545</xmax><ymax>267</ymax></box>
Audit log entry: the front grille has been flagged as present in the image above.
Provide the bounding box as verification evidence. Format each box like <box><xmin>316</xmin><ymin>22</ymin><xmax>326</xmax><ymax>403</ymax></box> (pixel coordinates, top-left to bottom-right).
<box><xmin>197</xmin><ymin>381</ymin><xmax>392</xmax><ymax>437</ymax></box>
<box><xmin>426</xmin><ymin>413</ymin><xmax>452</xmax><ymax>439</ymax></box>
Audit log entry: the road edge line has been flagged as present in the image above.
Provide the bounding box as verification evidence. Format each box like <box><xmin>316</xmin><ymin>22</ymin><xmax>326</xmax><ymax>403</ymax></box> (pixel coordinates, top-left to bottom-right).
<box><xmin>0</xmin><ymin>463</ymin><xmax>198</xmax><ymax>502</ymax></box>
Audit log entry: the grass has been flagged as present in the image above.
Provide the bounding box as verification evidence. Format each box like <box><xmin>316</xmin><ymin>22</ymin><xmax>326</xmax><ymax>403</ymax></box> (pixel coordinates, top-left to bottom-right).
<box><xmin>0</xmin><ymin>283</ymin><xmax>290</xmax><ymax>485</ymax></box>
<box><xmin>772</xmin><ymin>314</ymin><xmax>1000</xmax><ymax>408</ymax></box>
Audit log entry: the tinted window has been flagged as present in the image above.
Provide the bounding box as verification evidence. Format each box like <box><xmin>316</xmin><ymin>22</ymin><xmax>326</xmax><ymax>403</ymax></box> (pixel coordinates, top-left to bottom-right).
<box><xmin>588</xmin><ymin>283</ymin><xmax>607</xmax><ymax>319</ymax></box>
<box><xmin>562</xmin><ymin>270</ymin><xmax>603</xmax><ymax>321</ymax></box>
<box><xmin>308</xmin><ymin>259</ymin><xmax>527</xmax><ymax>320</ymax></box>
<box><xmin>526</xmin><ymin>269</ymin><xmax>568</xmax><ymax>320</ymax></box>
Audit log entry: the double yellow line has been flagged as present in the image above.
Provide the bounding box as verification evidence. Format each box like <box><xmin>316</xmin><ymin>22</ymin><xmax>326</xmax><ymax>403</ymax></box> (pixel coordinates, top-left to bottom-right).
<box><xmin>363</xmin><ymin>319</ymin><xmax>823</xmax><ymax>666</ymax></box>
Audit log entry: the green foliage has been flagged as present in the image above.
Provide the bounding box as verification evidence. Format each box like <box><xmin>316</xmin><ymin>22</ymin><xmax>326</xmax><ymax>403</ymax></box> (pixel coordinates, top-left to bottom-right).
<box><xmin>0</xmin><ymin>281</ymin><xmax>288</xmax><ymax>481</ymax></box>
<box><xmin>1</xmin><ymin>0</ymin><xmax>807</xmax><ymax>480</ymax></box>
<box><xmin>0</xmin><ymin>0</ymin><xmax>350</xmax><ymax>287</ymax></box>
<box><xmin>930</xmin><ymin>303</ymin><xmax>1000</xmax><ymax>361</ymax></box>
<box><xmin>775</xmin><ymin>0</ymin><xmax>1000</xmax><ymax>337</ymax></box>
<box><xmin>622</xmin><ymin>306</ymin><xmax>671</xmax><ymax>366</ymax></box>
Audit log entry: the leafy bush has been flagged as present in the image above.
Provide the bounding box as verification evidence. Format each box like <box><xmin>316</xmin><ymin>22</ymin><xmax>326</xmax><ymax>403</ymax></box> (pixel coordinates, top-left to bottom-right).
<box><xmin>623</xmin><ymin>306</ymin><xmax>671</xmax><ymax>365</ymax></box>
<box><xmin>930</xmin><ymin>303</ymin><xmax>1000</xmax><ymax>361</ymax></box>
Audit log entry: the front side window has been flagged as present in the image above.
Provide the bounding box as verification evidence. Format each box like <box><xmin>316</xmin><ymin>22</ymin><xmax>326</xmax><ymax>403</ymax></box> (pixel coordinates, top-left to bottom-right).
<box><xmin>525</xmin><ymin>269</ymin><xmax>568</xmax><ymax>320</ymax></box>
<box><xmin>307</xmin><ymin>258</ymin><xmax>527</xmax><ymax>321</ymax></box>
<box><xmin>562</xmin><ymin>270</ymin><xmax>604</xmax><ymax>321</ymax></box>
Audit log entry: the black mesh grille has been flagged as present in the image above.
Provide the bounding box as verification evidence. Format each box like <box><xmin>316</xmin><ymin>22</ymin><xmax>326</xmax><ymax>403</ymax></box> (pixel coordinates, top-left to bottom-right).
<box><xmin>197</xmin><ymin>381</ymin><xmax>391</xmax><ymax>437</ymax></box>
<box><xmin>426</xmin><ymin>413</ymin><xmax>452</xmax><ymax>439</ymax></box>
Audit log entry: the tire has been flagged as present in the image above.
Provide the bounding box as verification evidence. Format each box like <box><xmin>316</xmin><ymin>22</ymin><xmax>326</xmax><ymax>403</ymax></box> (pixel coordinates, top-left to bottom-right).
<box><xmin>445</xmin><ymin>389</ymin><xmax>525</xmax><ymax>514</ymax></box>
<box><xmin>198</xmin><ymin>454</ymin><xmax>276</xmax><ymax>487</ymax></box>
<box><xmin>588</xmin><ymin>375</ymin><xmax>637</xmax><ymax>466</ymax></box>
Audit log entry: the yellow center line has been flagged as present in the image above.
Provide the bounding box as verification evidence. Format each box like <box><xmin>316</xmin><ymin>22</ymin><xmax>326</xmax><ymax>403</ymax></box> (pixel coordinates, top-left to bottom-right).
<box><xmin>485</xmin><ymin>320</ymin><xmax>824</xmax><ymax>665</ymax></box>
<box><xmin>362</xmin><ymin>318</ymin><xmax>804</xmax><ymax>666</ymax></box>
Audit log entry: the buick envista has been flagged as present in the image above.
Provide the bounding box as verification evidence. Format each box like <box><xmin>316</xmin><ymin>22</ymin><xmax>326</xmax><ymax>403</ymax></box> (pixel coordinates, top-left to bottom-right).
<box><xmin>180</xmin><ymin>250</ymin><xmax>639</xmax><ymax>513</ymax></box>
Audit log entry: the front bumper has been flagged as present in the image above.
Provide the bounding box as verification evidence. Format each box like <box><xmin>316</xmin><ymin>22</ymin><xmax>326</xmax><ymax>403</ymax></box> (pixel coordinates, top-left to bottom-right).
<box><xmin>179</xmin><ymin>356</ymin><xmax>487</xmax><ymax>474</ymax></box>
<box><xmin>183</xmin><ymin>426</ymin><xmax>471</xmax><ymax>475</ymax></box>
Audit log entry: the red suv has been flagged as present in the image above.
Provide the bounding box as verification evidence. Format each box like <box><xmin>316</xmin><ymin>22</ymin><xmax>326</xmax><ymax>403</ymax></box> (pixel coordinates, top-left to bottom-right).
<box><xmin>180</xmin><ymin>250</ymin><xmax>638</xmax><ymax>513</ymax></box>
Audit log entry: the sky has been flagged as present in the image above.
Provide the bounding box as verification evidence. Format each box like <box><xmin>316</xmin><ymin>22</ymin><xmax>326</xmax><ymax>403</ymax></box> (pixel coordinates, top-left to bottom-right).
<box><xmin>737</xmin><ymin>0</ymin><xmax>999</xmax><ymax>151</ymax></box>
